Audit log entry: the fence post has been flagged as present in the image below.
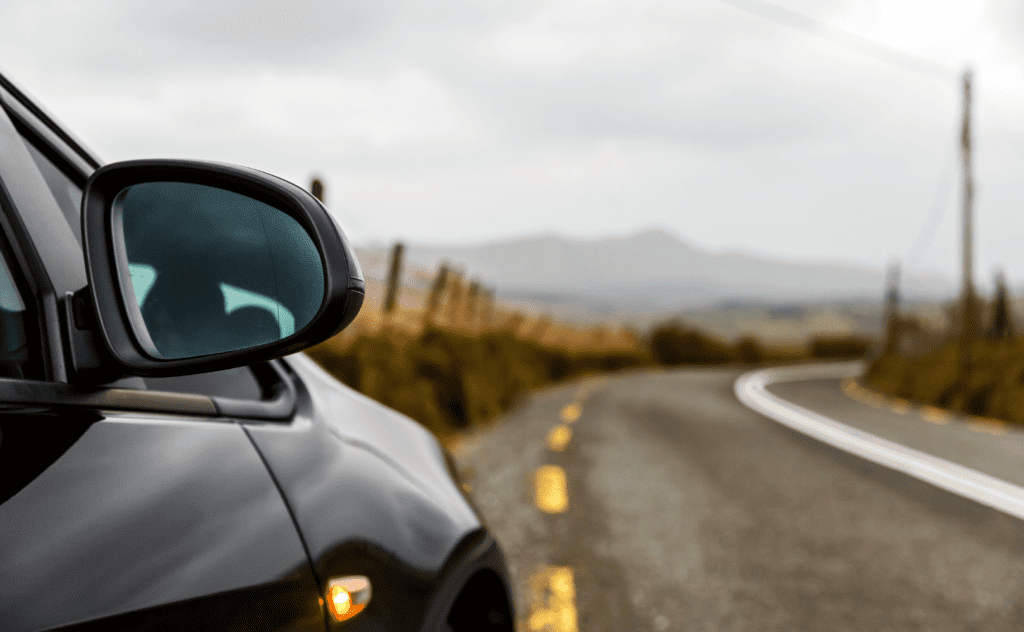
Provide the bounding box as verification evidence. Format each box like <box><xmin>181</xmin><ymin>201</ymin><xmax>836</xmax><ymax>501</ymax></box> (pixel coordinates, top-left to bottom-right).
<box><xmin>988</xmin><ymin>270</ymin><xmax>1015</xmax><ymax>341</ymax></box>
<box><xmin>445</xmin><ymin>272</ymin><xmax>465</xmax><ymax>329</ymax></box>
<box><xmin>423</xmin><ymin>264</ymin><xmax>450</xmax><ymax>329</ymax></box>
<box><xmin>310</xmin><ymin>177</ymin><xmax>325</xmax><ymax>203</ymax></box>
<box><xmin>464</xmin><ymin>281</ymin><xmax>480</xmax><ymax>332</ymax></box>
<box><xmin>479</xmin><ymin>288</ymin><xmax>495</xmax><ymax>331</ymax></box>
<box><xmin>382</xmin><ymin>242</ymin><xmax>404</xmax><ymax>318</ymax></box>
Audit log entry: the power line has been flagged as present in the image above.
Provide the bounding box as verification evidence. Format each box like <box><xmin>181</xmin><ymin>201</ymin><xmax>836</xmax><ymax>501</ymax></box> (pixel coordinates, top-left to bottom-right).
<box><xmin>715</xmin><ymin>0</ymin><xmax>958</xmax><ymax>86</ymax></box>
<box><xmin>905</xmin><ymin>136</ymin><xmax>958</xmax><ymax>267</ymax></box>
<box><xmin>720</xmin><ymin>0</ymin><xmax>1024</xmax><ymax>161</ymax></box>
<box><xmin>716</xmin><ymin>0</ymin><xmax>1024</xmax><ymax>292</ymax></box>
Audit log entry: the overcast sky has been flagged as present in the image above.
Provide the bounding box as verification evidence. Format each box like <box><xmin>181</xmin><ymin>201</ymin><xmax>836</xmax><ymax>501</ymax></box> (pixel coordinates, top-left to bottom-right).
<box><xmin>3</xmin><ymin>0</ymin><xmax>1024</xmax><ymax>285</ymax></box>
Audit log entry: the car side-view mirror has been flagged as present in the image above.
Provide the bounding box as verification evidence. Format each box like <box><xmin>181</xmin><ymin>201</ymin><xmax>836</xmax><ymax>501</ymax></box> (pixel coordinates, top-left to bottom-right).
<box><xmin>73</xmin><ymin>160</ymin><xmax>364</xmax><ymax>379</ymax></box>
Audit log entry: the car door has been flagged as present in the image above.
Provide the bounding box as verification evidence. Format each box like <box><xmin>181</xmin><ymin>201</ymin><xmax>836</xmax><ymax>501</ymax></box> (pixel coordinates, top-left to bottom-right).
<box><xmin>0</xmin><ymin>80</ymin><xmax>326</xmax><ymax>632</ymax></box>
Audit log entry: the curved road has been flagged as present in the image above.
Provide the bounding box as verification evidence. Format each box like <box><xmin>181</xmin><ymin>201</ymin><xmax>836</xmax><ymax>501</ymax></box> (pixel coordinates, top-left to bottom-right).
<box><xmin>450</xmin><ymin>366</ymin><xmax>1024</xmax><ymax>631</ymax></box>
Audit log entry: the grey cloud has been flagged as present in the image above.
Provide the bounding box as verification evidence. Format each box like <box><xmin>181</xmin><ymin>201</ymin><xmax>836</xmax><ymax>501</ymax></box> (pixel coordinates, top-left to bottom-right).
<box><xmin>988</xmin><ymin>0</ymin><xmax>1024</xmax><ymax>52</ymax></box>
<box><xmin>365</xmin><ymin>1</ymin><xmax>898</xmax><ymax>146</ymax></box>
<box><xmin>123</xmin><ymin>0</ymin><xmax>409</xmax><ymax>56</ymax></box>
<box><xmin>415</xmin><ymin>51</ymin><xmax>873</xmax><ymax>146</ymax></box>
<box><xmin>458</xmin><ymin>67</ymin><xmax>848</xmax><ymax>145</ymax></box>
<box><xmin>0</xmin><ymin>0</ymin><xmax>416</xmax><ymax>80</ymax></box>
<box><xmin>2</xmin><ymin>0</ymin><xmax>887</xmax><ymax>152</ymax></box>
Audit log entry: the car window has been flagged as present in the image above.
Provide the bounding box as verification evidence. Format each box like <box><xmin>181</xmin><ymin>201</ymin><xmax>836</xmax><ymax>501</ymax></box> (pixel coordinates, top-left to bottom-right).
<box><xmin>0</xmin><ymin>239</ymin><xmax>41</xmax><ymax>380</ymax></box>
<box><xmin>20</xmin><ymin>137</ymin><xmax>82</xmax><ymax>245</ymax></box>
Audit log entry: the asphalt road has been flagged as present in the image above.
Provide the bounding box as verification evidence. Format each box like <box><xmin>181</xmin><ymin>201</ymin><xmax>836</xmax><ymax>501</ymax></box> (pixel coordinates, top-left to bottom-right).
<box><xmin>450</xmin><ymin>367</ymin><xmax>1024</xmax><ymax>632</ymax></box>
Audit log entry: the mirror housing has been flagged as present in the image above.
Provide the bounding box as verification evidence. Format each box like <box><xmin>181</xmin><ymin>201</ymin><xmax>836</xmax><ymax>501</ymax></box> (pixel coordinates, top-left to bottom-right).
<box><xmin>71</xmin><ymin>159</ymin><xmax>364</xmax><ymax>380</ymax></box>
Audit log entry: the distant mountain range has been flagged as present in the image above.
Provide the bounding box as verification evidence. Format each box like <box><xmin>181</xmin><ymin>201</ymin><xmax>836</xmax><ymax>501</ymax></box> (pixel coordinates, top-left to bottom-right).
<box><xmin>358</xmin><ymin>229</ymin><xmax>955</xmax><ymax>314</ymax></box>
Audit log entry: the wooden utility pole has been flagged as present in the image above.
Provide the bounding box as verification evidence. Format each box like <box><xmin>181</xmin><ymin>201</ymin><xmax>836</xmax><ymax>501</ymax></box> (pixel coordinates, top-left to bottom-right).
<box><xmin>882</xmin><ymin>261</ymin><xmax>900</xmax><ymax>354</ymax></box>
<box><xmin>959</xmin><ymin>70</ymin><xmax>977</xmax><ymax>389</ymax></box>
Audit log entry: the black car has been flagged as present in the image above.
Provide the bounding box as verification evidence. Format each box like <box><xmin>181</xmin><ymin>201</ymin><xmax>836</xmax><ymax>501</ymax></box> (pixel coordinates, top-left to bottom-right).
<box><xmin>0</xmin><ymin>71</ymin><xmax>513</xmax><ymax>632</ymax></box>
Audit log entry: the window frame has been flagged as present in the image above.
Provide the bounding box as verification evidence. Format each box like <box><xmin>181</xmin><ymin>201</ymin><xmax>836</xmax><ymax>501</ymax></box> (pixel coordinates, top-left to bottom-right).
<box><xmin>0</xmin><ymin>91</ymin><xmax>77</xmax><ymax>383</ymax></box>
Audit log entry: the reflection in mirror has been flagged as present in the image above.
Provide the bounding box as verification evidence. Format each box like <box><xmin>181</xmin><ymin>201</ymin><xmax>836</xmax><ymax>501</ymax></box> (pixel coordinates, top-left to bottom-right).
<box><xmin>114</xmin><ymin>182</ymin><xmax>324</xmax><ymax>359</ymax></box>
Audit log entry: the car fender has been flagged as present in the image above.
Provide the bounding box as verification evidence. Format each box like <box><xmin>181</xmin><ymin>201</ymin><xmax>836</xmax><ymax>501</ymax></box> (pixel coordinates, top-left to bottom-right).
<box><xmin>243</xmin><ymin>354</ymin><xmax>506</xmax><ymax>631</ymax></box>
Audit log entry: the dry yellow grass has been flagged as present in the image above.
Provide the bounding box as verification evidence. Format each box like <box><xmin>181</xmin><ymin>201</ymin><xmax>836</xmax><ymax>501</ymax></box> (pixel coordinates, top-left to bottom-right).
<box><xmin>314</xmin><ymin>259</ymin><xmax>870</xmax><ymax>441</ymax></box>
<box><xmin>866</xmin><ymin>339</ymin><xmax>1024</xmax><ymax>422</ymax></box>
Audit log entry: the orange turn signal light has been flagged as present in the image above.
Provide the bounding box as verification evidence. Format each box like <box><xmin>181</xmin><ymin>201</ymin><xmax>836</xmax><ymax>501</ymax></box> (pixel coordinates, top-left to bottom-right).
<box><xmin>326</xmin><ymin>575</ymin><xmax>372</xmax><ymax>623</ymax></box>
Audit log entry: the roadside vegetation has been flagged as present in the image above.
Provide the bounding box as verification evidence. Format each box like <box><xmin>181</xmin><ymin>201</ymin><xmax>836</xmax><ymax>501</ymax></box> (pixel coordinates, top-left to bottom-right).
<box><xmin>864</xmin><ymin>278</ymin><xmax>1024</xmax><ymax>421</ymax></box>
<box><xmin>866</xmin><ymin>341</ymin><xmax>1024</xmax><ymax>421</ymax></box>
<box><xmin>306</xmin><ymin>243</ymin><xmax>873</xmax><ymax>441</ymax></box>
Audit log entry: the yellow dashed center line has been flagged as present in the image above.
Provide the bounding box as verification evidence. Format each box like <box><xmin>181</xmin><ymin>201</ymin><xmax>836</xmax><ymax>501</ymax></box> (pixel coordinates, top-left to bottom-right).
<box><xmin>844</xmin><ymin>378</ymin><xmax>1017</xmax><ymax>435</ymax></box>
<box><xmin>845</xmin><ymin>379</ymin><xmax>930</xmax><ymax>417</ymax></box>
<box><xmin>528</xmin><ymin>389</ymin><xmax>591</xmax><ymax>629</ymax></box>
<box><xmin>560</xmin><ymin>402</ymin><xmax>581</xmax><ymax>423</ymax></box>
<box><xmin>921</xmin><ymin>405</ymin><xmax>951</xmax><ymax>425</ymax></box>
<box><xmin>890</xmin><ymin>400</ymin><xmax>910</xmax><ymax>415</ymax></box>
<box><xmin>534</xmin><ymin>465</ymin><xmax>568</xmax><ymax>513</ymax></box>
<box><xmin>969</xmin><ymin>417</ymin><xmax>1008</xmax><ymax>435</ymax></box>
<box><xmin>528</xmin><ymin>566</ymin><xmax>578</xmax><ymax>632</ymax></box>
<box><xmin>844</xmin><ymin>381</ymin><xmax>886</xmax><ymax>409</ymax></box>
<box><xmin>546</xmin><ymin>425</ymin><xmax>573</xmax><ymax>452</ymax></box>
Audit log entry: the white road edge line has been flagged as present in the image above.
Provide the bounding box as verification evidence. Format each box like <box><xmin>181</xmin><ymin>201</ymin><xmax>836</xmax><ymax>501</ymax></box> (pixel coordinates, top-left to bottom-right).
<box><xmin>734</xmin><ymin>361</ymin><xmax>1024</xmax><ymax>522</ymax></box>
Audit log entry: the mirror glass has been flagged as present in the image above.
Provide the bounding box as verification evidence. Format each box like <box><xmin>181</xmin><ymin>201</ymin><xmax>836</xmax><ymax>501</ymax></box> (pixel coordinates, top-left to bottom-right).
<box><xmin>113</xmin><ymin>182</ymin><xmax>324</xmax><ymax>359</ymax></box>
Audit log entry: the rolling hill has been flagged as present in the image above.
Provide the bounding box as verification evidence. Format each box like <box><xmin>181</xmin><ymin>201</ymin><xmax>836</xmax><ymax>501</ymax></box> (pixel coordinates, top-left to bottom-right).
<box><xmin>365</xmin><ymin>229</ymin><xmax>955</xmax><ymax>314</ymax></box>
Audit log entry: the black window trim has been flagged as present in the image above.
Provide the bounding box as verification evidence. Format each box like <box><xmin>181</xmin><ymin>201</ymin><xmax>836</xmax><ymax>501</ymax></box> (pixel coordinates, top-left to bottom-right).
<box><xmin>0</xmin><ymin>83</ymin><xmax>95</xmax><ymax>378</ymax></box>
<box><xmin>214</xmin><ymin>360</ymin><xmax>298</xmax><ymax>421</ymax></box>
<box><xmin>5</xmin><ymin>105</ymin><xmax>91</xmax><ymax>190</ymax></box>
<box><xmin>0</xmin><ymin>113</ymin><xmax>66</xmax><ymax>382</ymax></box>
<box><xmin>0</xmin><ymin>360</ymin><xmax>296</xmax><ymax>420</ymax></box>
<box><xmin>0</xmin><ymin>74</ymin><xmax>102</xmax><ymax>174</ymax></box>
